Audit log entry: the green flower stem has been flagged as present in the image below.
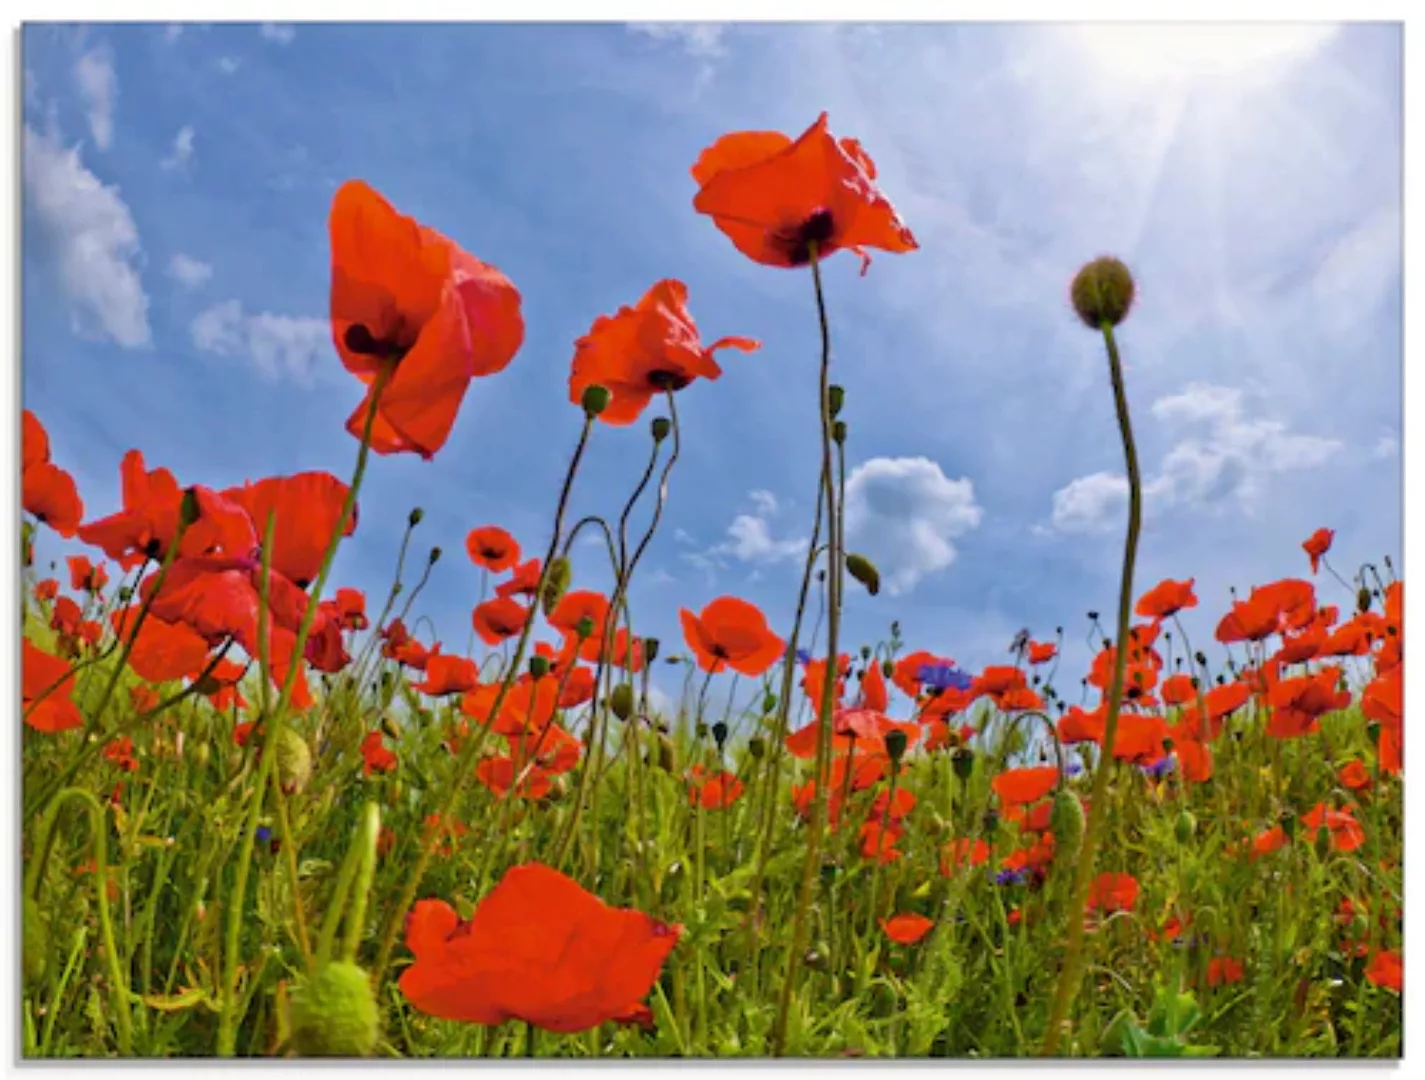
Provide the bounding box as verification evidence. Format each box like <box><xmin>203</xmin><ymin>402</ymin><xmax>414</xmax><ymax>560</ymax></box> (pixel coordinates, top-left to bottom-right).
<box><xmin>1040</xmin><ymin>321</ymin><xmax>1142</xmax><ymax>1056</ymax></box>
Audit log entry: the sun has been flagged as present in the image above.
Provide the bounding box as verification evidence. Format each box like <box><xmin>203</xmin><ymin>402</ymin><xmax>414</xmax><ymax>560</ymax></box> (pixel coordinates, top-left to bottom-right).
<box><xmin>1065</xmin><ymin>23</ymin><xmax>1338</xmax><ymax>88</ymax></box>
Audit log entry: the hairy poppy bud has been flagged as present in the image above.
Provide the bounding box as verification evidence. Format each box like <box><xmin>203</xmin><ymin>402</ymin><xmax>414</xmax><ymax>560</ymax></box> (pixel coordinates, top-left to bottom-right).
<box><xmin>428</xmin><ymin>546</ymin><xmax>442</xmax><ymax>565</ymax></box>
<box><xmin>610</xmin><ymin>684</ymin><xmax>635</xmax><ymax>721</ymax></box>
<box><xmin>408</xmin><ymin>507</ymin><xmax>424</xmax><ymax>527</ymax></box>
<box><xmin>747</xmin><ymin>736</ymin><xmax>766</xmax><ymax>760</ymax></box>
<box><xmin>575</xmin><ymin>615</ymin><xmax>596</xmax><ymax>641</ymax></box>
<box><xmin>1357</xmin><ymin>587</ymin><xmax>1373</xmax><ymax>614</ymax></box>
<box><xmin>828</xmin><ymin>385</ymin><xmax>845</xmax><ymax>418</ymax></box>
<box><xmin>289</xmin><ymin>961</ymin><xmax>379</xmax><ymax>1057</ymax></box>
<box><xmin>529</xmin><ymin>654</ymin><xmax>551</xmax><ymax>680</ymax></box>
<box><xmin>582</xmin><ymin>384</ymin><xmax>611</xmax><ymax>417</ymax></box>
<box><xmin>540</xmin><ymin>555</ymin><xmax>572</xmax><ymax>617</ymax></box>
<box><xmin>1174</xmin><ymin>809</ymin><xmax>1197</xmax><ymax>845</ymax></box>
<box><xmin>694</xmin><ymin>722</ymin><xmax>709</xmax><ymax>741</ymax></box>
<box><xmin>762</xmin><ymin>691</ymin><xmax>778</xmax><ymax>713</ymax></box>
<box><xmin>1070</xmin><ymin>256</ymin><xmax>1136</xmax><ymax>329</ymax></box>
<box><xmin>711</xmin><ymin>721</ymin><xmax>729</xmax><ymax>749</ymax></box>
<box><xmin>1279</xmin><ymin>809</ymin><xmax>1297</xmax><ymax>842</ymax></box>
<box><xmin>644</xmin><ymin>637</ymin><xmax>660</xmax><ymax>663</ymax></box>
<box><xmin>275</xmin><ymin>728</ymin><xmax>313</xmax><ymax>795</ymax></box>
<box><xmin>655</xmin><ymin>733</ymin><xmax>676</xmax><ymax>773</ymax></box>
<box><xmin>651</xmin><ymin>417</ymin><xmax>671</xmax><ymax>443</ymax></box>
<box><xmin>881</xmin><ymin>658</ymin><xmax>895</xmax><ymax>678</ymax></box>
<box><xmin>1050</xmin><ymin>789</ymin><xmax>1084</xmax><ymax>865</ymax></box>
<box><xmin>23</xmin><ymin>896</ymin><xmax>47</xmax><ymax>986</ymax></box>
<box><xmin>805</xmin><ymin>944</ymin><xmax>830</xmax><ymax>972</ymax></box>
<box><xmin>381</xmin><ymin>715</ymin><xmax>403</xmax><ymax>741</ymax></box>
<box><xmin>846</xmin><ymin>553</ymin><xmax>880</xmax><ymax>597</ymax></box>
<box><xmin>952</xmin><ymin>747</ymin><xmax>975</xmax><ymax>781</ymax></box>
<box><xmin>833</xmin><ymin>420</ymin><xmax>848</xmax><ymax>445</ymax></box>
<box><xmin>883</xmin><ymin>728</ymin><xmax>908</xmax><ymax>763</ymax></box>
<box><xmin>179</xmin><ymin>487</ymin><xmax>201</xmax><ymax>529</ymax></box>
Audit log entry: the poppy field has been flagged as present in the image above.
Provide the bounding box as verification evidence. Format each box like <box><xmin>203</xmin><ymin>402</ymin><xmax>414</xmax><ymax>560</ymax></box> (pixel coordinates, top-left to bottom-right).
<box><xmin>18</xmin><ymin>108</ymin><xmax>1404</xmax><ymax>1059</ymax></box>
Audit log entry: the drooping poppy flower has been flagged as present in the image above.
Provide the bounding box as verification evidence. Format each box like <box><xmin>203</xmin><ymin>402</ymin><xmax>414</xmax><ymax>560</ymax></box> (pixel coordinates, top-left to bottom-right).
<box><xmin>870</xmin><ymin>786</ymin><xmax>917</xmax><ymax>823</ymax></box>
<box><xmin>333</xmin><ymin>587</ymin><xmax>369</xmax><ymax>631</ymax></box>
<box><xmin>22</xmin><ymin>640</ymin><xmax>83</xmax><ymax>733</ymax></box>
<box><xmin>466</xmin><ymin>526</ymin><xmax>521</xmax><ymax>574</ymax></box>
<box><xmin>1365</xmin><ymin>949</ymin><xmax>1402</xmax><ymax>992</ymax></box>
<box><xmin>398</xmin><ymin>863</ymin><xmax>681</xmax><ymax>1032</ymax></box>
<box><xmin>1135</xmin><ymin>578</ymin><xmax>1198</xmax><ymax>621</ymax></box>
<box><xmin>67</xmin><ymin>555</ymin><xmax>108</xmax><ymax>595</ymax></box>
<box><xmin>881</xmin><ymin>913</ymin><xmax>934</xmax><ymax>945</ymax></box>
<box><xmin>359</xmin><ymin>730</ymin><xmax>398</xmax><ymax>776</ymax></box>
<box><xmin>857</xmin><ymin>661</ymin><xmax>889</xmax><ymax>712</ymax></box>
<box><xmin>1160</xmin><ymin>673</ymin><xmax>1197</xmax><ymax>707</ymax></box>
<box><xmin>413</xmin><ymin>654</ymin><xmax>481</xmax><ymax>697</ymax></box>
<box><xmin>1216</xmin><ymin>579</ymin><xmax>1317</xmax><ymax>643</ymax></box>
<box><xmin>22</xmin><ymin>462</ymin><xmax>84</xmax><ymax>538</ymax></box>
<box><xmin>496</xmin><ymin>558</ymin><xmax>543</xmax><ymax>600</ymax></box>
<box><xmin>679</xmin><ymin>597</ymin><xmax>785</xmax><ymax>677</ymax></box>
<box><xmin>687</xmin><ymin>766</ymin><xmax>745</xmax><ymax>809</ymax></box>
<box><xmin>1302</xmin><ymin>528</ymin><xmax>1334</xmax><ymax>574</ymax></box>
<box><xmin>859</xmin><ymin>819</ymin><xmax>903</xmax><ymax>864</ymax></box>
<box><xmin>329</xmin><ymin>180</ymin><xmax>525</xmax><ymax>459</ymax></box>
<box><xmin>567</xmin><ymin>279</ymin><xmax>759</xmax><ymax>426</ymax></box>
<box><xmin>1207</xmin><ymin>957</ymin><xmax>1245</xmax><ymax>987</ymax></box>
<box><xmin>222</xmin><ymin>472</ymin><xmax>355</xmax><ymax>588</ymax></box>
<box><xmin>1088</xmin><ymin>872</ymin><xmax>1139</xmax><ymax>914</ymax></box>
<box><xmin>992</xmin><ymin>766</ymin><xmax>1059</xmax><ymax>806</ymax></box>
<box><xmin>1266</xmin><ymin>667</ymin><xmax>1351</xmax><ymax>739</ymax></box>
<box><xmin>1058</xmin><ymin>703</ymin><xmax>1106</xmax><ymax>745</ymax></box>
<box><xmin>691</xmin><ymin>112</ymin><xmax>918</xmax><ymax>273</ymax></box>
<box><xmin>472</xmin><ymin>596</ymin><xmax>531</xmax><ymax>648</ymax></box>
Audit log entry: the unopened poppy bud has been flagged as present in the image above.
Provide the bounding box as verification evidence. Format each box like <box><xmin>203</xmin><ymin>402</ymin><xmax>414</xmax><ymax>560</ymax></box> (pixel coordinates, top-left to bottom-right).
<box><xmin>382</xmin><ymin>715</ymin><xmax>402</xmax><ymax>741</ymax></box>
<box><xmin>1314</xmin><ymin>826</ymin><xmax>1332</xmax><ymax>861</ymax></box>
<box><xmin>651</xmin><ymin>417</ymin><xmax>671</xmax><ymax>443</ymax></box>
<box><xmin>804</xmin><ymin>945</ymin><xmax>830</xmax><ymax>972</ymax></box>
<box><xmin>747</xmin><ymin>736</ymin><xmax>766</xmax><ymax>760</ymax></box>
<box><xmin>1195</xmin><ymin>651</ymin><xmax>1208</xmax><ymax>667</ymax></box>
<box><xmin>762</xmin><ymin>691</ymin><xmax>778</xmax><ymax>713</ymax></box>
<box><xmin>575</xmin><ymin>615</ymin><xmax>596</xmax><ymax>641</ymax></box>
<box><xmin>529</xmin><ymin>655</ymin><xmax>551</xmax><ymax>680</ymax></box>
<box><xmin>695</xmin><ymin>722</ymin><xmax>709</xmax><ymax>741</ymax></box>
<box><xmin>643</xmin><ymin>637</ymin><xmax>660</xmax><ymax>663</ymax></box>
<box><xmin>881</xmin><ymin>659</ymin><xmax>895</xmax><ymax>678</ymax></box>
<box><xmin>118</xmin><ymin>586</ymin><xmax>134</xmax><ymax>604</ymax></box>
<box><xmin>1279</xmin><ymin>810</ymin><xmax>1297</xmax><ymax>842</ymax></box>
<box><xmin>846</xmin><ymin>553</ymin><xmax>880</xmax><ymax>597</ymax></box>
<box><xmin>833</xmin><ymin>420</ymin><xmax>848</xmax><ymax>445</ymax></box>
<box><xmin>1357</xmin><ymin>587</ymin><xmax>1373</xmax><ymax>614</ymax></box>
<box><xmin>711</xmin><ymin>720</ymin><xmax>729</xmax><ymax>749</ymax></box>
<box><xmin>288</xmin><ymin>961</ymin><xmax>380</xmax><ymax>1057</ymax></box>
<box><xmin>428</xmin><ymin>546</ymin><xmax>442</xmax><ymax>565</ymax></box>
<box><xmin>952</xmin><ymin>747</ymin><xmax>975</xmax><ymax>781</ymax></box>
<box><xmin>1050</xmin><ymin>789</ymin><xmax>1084</xmax><ymax>865</ymax></box>
<box><xmin>540</xmin><ymin>555</ymin><xmax>572</xmax><ymax>617</ymax></box>
<box><xmin>655</xmin><ymin>734</ymin><xmax>676</xmax><ymax>772</ymax></box>
<box><xmin>828</xmin><ymin>385</ymin><xmax>845</xmax><ymax>418</ymax></box>
<box><xmin>408</xmin><ymin>507</ymin><xmax>424</xmax><ymax>527</ymax></box>
<box><xmin>1174</xmin><ymin>809</ymin><xmax>1197</xmax><ymax>845</ymax></box>
<box><xmin>582</xmin><ymin>384</ymin><xmax>611</xmax><ymax>417</ymax></box>
<box><xmin>883</xmin><ymin>728</ymin><xmax>908</xmax><ymax>763</ymax></box>
<box><xmin>179</xmin><ymin>487</ymin><xmax>201</xmax><ymax>529</ymax></box>
<box><xmin>610</xmin><ymin>684</ymin><xmax>635</xmax><ymax>721</ymax></box>
<box><xmin>275</xmin><ymin>728</ymin><xmax>313</xmax><ymax>795</ymax></box>
<box><xmin>860</xmin><ymin>646</ymin><xmax>872</xmax><ymax>661</ymax></box>
<box><xmin>1070</xmin><ymin>256</ymin><xmax>1136</xmax><ymax>329</ymax></box>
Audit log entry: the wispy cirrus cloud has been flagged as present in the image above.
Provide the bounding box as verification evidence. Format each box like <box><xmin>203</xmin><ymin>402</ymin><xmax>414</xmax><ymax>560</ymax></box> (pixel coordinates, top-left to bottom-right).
<box><xmin>73</xmin><ymin>45</ymin><xmax>117</xmax><ymax>150</ymax></box>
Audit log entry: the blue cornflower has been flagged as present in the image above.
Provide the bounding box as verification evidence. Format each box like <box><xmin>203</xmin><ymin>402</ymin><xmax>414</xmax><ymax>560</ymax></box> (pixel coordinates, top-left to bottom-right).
<box><xmin>1142</xmin><ymin>755</ymin><xmax>1176</xmax><ymax>780</ymax></box>
<box><xmin>920</xmin><ymin>663</ymin><xmax>974</xmax><ymax>693</ymax></box>
<box><xmin>995</xmin><ymin>869</ymin><xmax>1029</xmax><ymax>887</ymax></box>
<box><xmin>255</xmin><ymin>826</ymin><xmax>272</xmax><ymax>846</ymax></box>
<box><xmin>1065</xmin><ymin>761</ymin><xmax>1085</xmax><ymax>777</ymax></box>
<box><xmin>796</xmin><ymin>649</ymin><xmax>813</xmax><ymax>667</ymax></box>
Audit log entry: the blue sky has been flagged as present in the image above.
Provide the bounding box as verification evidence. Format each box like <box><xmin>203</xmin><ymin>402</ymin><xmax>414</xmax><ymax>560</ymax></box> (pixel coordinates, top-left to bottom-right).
<box><xmin>21</xmin><ymin>21</ymin><xmax>1402</xmax><ymax>714</ymax></box>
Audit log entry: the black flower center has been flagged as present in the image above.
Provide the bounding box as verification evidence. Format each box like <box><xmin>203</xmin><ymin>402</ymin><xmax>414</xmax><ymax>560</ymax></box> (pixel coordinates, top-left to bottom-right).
<box><xmin>345</xmin><ymin>321</ymin><xmax>414</xmax><ymax>362</ymax></box>
<box><xmin>776</xmin><ymin>207</ymin><xmax>837</xmax><ymax>265</ymax></box>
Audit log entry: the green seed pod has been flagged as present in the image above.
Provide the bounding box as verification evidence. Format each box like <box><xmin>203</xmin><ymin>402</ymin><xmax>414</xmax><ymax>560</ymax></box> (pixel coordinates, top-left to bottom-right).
<box><xmin>381</xmin><ymin>715</ymin><xmax>403</xmax><ymax>741</ymax></box>
<box><xmin>575</xmin><ymin>615</ymin><xmax>596</xmax><ymax>641</ymax></box>
<box><xmin>643</xmin><ymin>637</ymin><xmax>660</xmax><ymax>663</ymax></box>
<box><xmin>832</xmin><ymin>420</ymin><xmax>848</xmax><ymax>445</ymax></box>
<box><xmin>289</xmin><ymin>961</ymin><xmax>380</xmax><ymax>1058</ymax></box>
<box><xmin>651</xmin><ymin>417</ymin><xmax>672</xmax><ymax>443</ymax></box>
<box><xmin>23</xmin><ymin>896</ymin><xmax>48</xmax><ymax>986</ymax></box>
<box><xmin>1357</xmin><ymin>587</ymin><xmax>1373</xmax><ymax>614</ymax></box>
<box><xmin>540</xmin><ymin>555</ymin><xmax>572</xmax><ymax>617</ymax></box>
<box><xmin>846</xmin><ymin>553</ymin><xmax>881</xmax><ymax>597</ymax></box>
<box><xmin>952</xmin><ymin>747</ymin><xmax>975</xmax><ymax>781</ymax></box>
<box><xmin>881</xmin><ymin>658</ymin><xmax>895</xmax><ymax>678</ymax></box>
<box><xmin>1050</xmin><ymin>789</ymin><xmax>1085</xmax><ymax>865</ymax></box>
<box><xmin>581</xmin><ymin>384</ymin><xmax>611</xmax><ymax>417</ymax></box>
<box><xmin>762</xmin><ymin>691</ymin><xmax>778</xmax><ymax>713</ymax></box>
<box><xmin>655</xmin><ymin>734</ymin><xmax>676</xmax><ymax>773</ymax></box>
<box><xmin>610</xmin><ymin>684</ymin><xmax>635</xmax><ymax>721</ymax></box>
<box><xmin>275</xmin><ymin>728</ymin><xmax>313</xmax><ymax>795</ymax></box>
<box><xmin>1070</xmin><ymin>256</ymin><xmax>1136</xmax><ymax>329</ymax></box>
<box><xmin>529</xmin><ymin>654</ymin><xmax>551</xmax><ymax>680</ymax></box>
<box><xmin>747</xmin><ymin>736</ymin><xmax>766</xmax><ymax>760</ymax></box>
<box><xmin>883</xmin><ymin>728</ymin><xmax>908</xmax><ymax>764</ymax></box>
<box><xmin>1174</xmin><ymin>809</ymin><xmax>1197</xmax><ymax>845</ymax></box>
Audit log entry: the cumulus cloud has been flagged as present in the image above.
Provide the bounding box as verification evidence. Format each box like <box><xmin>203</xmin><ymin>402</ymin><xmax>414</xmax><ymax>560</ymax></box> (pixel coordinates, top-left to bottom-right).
<box><xmin>23</xmin><ymin>125</ymin><xmax>150</xmax><ymax>347</ymax></box>
<box><xmin>843</xmin><ymin>456</ymin><xmax>984</xmax><ymax>595</ymax></box>
<box><xmin>167</xmin><ymin>253</ymin><xmax>213</xmax><ymax>289</ymax></box>
<box><xmin>683</xmin><ymin>490</ymin><xmax>808</xmax><ymax>581</ymax></box>
<box><xmin>162</xmin><ymin>125</ymin><xmax>195</xmax><ymax>170</ymax></box>
<box><xmin>1048</xmin><ymin>383</ymin><xmax>1343</xmax><ymax>532</ymax></box>
<box><xmin>73</xmin><ymin>47</ymin><xmax>117</xmax><ymax>150</ymax></box>
<box><xmin>260</xmin><ymin>23</ymin><xmax>296</xmax><ymax>45</ymax></box>
<box><xmin>190</xmin><ymin>300</ymin><xmax>329</xmax><ymax>384</ymax></box>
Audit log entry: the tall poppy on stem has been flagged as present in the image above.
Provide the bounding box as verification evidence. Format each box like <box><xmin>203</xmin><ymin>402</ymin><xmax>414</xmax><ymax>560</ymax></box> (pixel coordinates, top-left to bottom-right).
<box><xmin>679</xmin><ymin>596</ymin><xmax>785</xmax><ymax>677</ymax></box>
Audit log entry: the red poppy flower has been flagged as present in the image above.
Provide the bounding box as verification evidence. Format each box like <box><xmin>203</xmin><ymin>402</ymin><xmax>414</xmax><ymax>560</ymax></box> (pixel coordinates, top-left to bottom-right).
<box><xmin>222</xmin><ymin>473</ymin><xmax>354</xmax><ymax>587</ymax></box>
<box><xmin>413</xmin><ymin>654</ymin><xmax>481</xmax><ymax>696</ymax></box>
<box><xmin>398</xmin><ymin>863</ymin><xmax>681</xmax><ymax>1032</ymax></box>
<box><xmin>1250</xmin><ymin>825</ymin><xmax>1289</xmax><ymax>860</ymax></box>
<box><xmin>1026</xmin><ymin>640</ymin><xmax>1057</xmax><ymax>665</ymax></box>
<box><xmin>1058</xmin><ymin>704</ymin><xmax>1106</xmax><ymax>745</ymax></box>
<box><xmin>1302</xmin><ymin>528</ymin><xmax>1334</xmax><ymax>574</ymax></box>
<box><xmin>802</xmin><ymin>654</ymin><xmax>851</xmax><ymax>718</ymax></box>
<box><xmin>22</xmin><ymin>640</ymin><xmax>83</xmax><ymax>733</ymax></box>
<box><xmin>466</xmin><ymin>526</ymin><xmax>521</xmax><ymax>574</ymax></box>
<box><xmin>687</xmin><ymin>766</ymin><xmax>745</xmax><ymax>809</ymax></box>
<box><xmin>506</xmin><ymin>723</ymin><xmax>582</xmax><ymax>776</ymax></box>
<box><xmin>1160</xmin><ymin>673</ymin><xmax>1196</xmax><ymax>707</ymax></box>
<box><xmin>1338</xmin><ymin>759</ymin><xmax>1371</xmax><ymax>791</ymax></box>
<box><xmin>679</xmin><ymin>597</ymin><xmax>785</xmax><ymax>677</ymax></box>
<box><xmin>50</xmin><ymin>596</ymin><xmax>83</xmax><ymax>638</ymax></box>
<box><xmin>568</xmin><ymin>279</ymin><xmax>759</xmax><ymax>426</ymax></box>
<box><xmin>940</xmin><ymin>837</ymin><xmax>990</xmax><ymax>876</ymax></box>
<box><xmin>992</xmin><ymin>766</ymin><xmax>1059</xmax><ymax>806</ymax></box>
<box><xmin>859</xmin><ymin>819</ymin><xmax>903</xmax><ymax>864</ymax></box>
<box><xmin>691</xmin><ymin>112</ymin><xmax>918</xmax><ymax>273</ymax></box>
<box><xmin>549</xmin><ymin>590</ymin><xmax>610</xmax><ymax>641</ymax></box>
<box><xmin>891</xmin><ymin>650</ymin><xmax>952</xmax><ymax>699</ymax></box>
<box><xmin>76</xmin><ymin>450</ymin><xmax>187</xmax><ymax>569</ymax></box>
<box><xmin>476</xmin><ymin>756</ymin><xmax>554</xmax><ymax>800</ymax></box>
<box><xmin>1207</xmin><ymin>957</ymin><xmax>1245</xmax><ymax>987</ymax></box>
<box><xmin>21</xmin><ymin>411</ymin><xmax>84</xmax><ymax>538</ymax></box>
<box><xmin>1361</xmin><ymin>665</ymin><xmax>1402</xmax><ymax>733</ymax></box>
<box><xmin>881</xmin><ymin>913</ymin><xmax>934</xmax><ymax>945</ymax></box>
<box><xmin>1088</xmin><ymin>872</ymin><xmax>1139</xmax><ymax>914</ymax></box>
<box><xmin>110</xmin><ymin>610</ymin><xmax>210</xmax><ymax>684</ymax></box>
<box><xmin>870</xmin><ymin>787</ymin><xmax>917</xmax><ymax>823</ymax></box>
<box><xmin>67</xmin><ymin>555</ymin><xmax>108</xmax><ymax>595</ymax></box>
<box><xmin>333</xmin><ymin>587</ymin><xmax>369</xmax><ymax>631</ymax></box>
<box><xmin>358</xmin><ymin>731</ymin><xmax>397</xmax><ymax>775</ymax></box>
<box><xmin>1266</xmin><ymin>667</ymin><xmax>1350</xmax><ymax>739</ymax></box>
<box><xmin>496</xmin><ymin>558</ymin><xmax>543</xmax><ymax>600</ymax></box>
<box><xmin>34</xmin><ymin>578</ymin><xmax>59</xmax><ymax>603</ymax></box>
<box><xmin>1003</xmin><ymin>832</ymin><xmax>1056</xmax><ymax>874</ymax></box>
<box><xmin>130</xmin><ymin>685</ymin><xmax>160</xmax><ymax>714</ymax></box>
<box><xmin>1302</xmin><ymin>803</ymin><xmax>1366</xmax><ymax>852</ymax></box>
<box><xmin>1178</xmin><ymin>681</ymin><xmax>1252</xmax><ymax>741</ymax></box>
<box><xmin>104</xmin><ymin>736</ymin><xmax>140</xmax><ymax>773</ymax></box>
<box><xmin>1135</xmin><ymin>578</ymin><xmax>1197</xmax><ymax>621</ymax></box>
<box><xmin>1175</xmin><ymin>738</ymin><xmax>1214</xmax><ymax>784</ymax></box>
<box><xmin>857</xmin><ymin>661</ymin><xmax>889</xmax><ymax>712</ymax></box>
<box><xmin>1365</xmin><ymin>949</ymin><xmax>1402</xmax><ymax>992</ymax></box>
<box><xmin>1216</xmin><ymin>579</ymin><xmax>1317</xmax><ymax>643</ymax></box>
<box><xmin>472</xmin><ymin>596</ymin><xmax>531</xmax><ymax>647</ymax></box>
<box><xmin>329</xmin><ymin>180</ymin><xmax>524</xmax><ymax>459</ymax></box>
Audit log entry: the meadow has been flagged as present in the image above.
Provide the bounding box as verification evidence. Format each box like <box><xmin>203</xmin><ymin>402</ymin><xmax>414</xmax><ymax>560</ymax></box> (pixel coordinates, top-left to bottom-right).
<box><xmin>19</xmin><ymin>110</ymin><xmax>1403</xmax><ymax>1059</ymax></box>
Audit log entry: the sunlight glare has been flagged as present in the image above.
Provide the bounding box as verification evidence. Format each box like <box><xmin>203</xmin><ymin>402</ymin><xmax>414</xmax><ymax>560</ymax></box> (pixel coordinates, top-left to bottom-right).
<box><xmin>1068</xmin><ymin>24</ymin><xmax>1338</xmax><ymax>88</ymax></box>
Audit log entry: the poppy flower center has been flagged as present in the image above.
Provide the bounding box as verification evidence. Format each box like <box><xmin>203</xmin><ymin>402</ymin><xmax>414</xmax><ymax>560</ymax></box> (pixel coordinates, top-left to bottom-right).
<box><xmin>647</xmin><ymin>369</ymin><xmax>693</xmax><ymax>392</ymax></box>
<box><xmin>776</xmin><ymin>207</ymin><xmax>838</xmax><ymax>266</ymax></box>
<box><xmin>345</xmin><ymin>322</ymin><xmax>415</xmax><ymax>362</ymax></box>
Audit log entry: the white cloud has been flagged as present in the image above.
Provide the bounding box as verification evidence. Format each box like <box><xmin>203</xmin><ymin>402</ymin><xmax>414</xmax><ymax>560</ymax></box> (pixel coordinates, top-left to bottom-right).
<box><xmin>260</xmin><ymin>23</ymin><xmax>296</xmax><ymax>45</ymax></box>
<box><xmin>683</xmin><ymin>490</ymin><xmax>808</xmax><ymax>581</ymax></box>
<box><xmin>23</xmin><ymin>125</ymin><xmax>150</xmax><ymax>348</ymax></box>
<box><xmin>1372</xmin><ymin>432</ymin><xmax>1400</xmax><ymax>460</ymax></box>
<box><xmin>627</xmin><ymin>23</ymin><xmax>726</xmax><ymax>58</ymax></box>
<box><xmin>190</xmin><ymin>300</ymin><xmax>329</xmax><ymax>384</ymax></box>
<box><xmin>749</xmin><ymin>490</ymin><xmax>778</xmax><ymax>516</ymax></box>
<box><xmin>1049</xmin><ymin>383</ymin><xmax>1344</xmax><ymax>532</ymax></box>
<box><xmin>161</xmin><ymin>125</ymin><xmax>195</xmax><ymax>170</ymax></box>
<box><xmin>843</xmin><ymin>456</ymin><xmax>984</xmax><ymax>595</ymax></box>
<box><xmin>73</xmin><ymin>47</ymin><xmax>116</xmax><ymax>151</ymax></box>
<box><xmin>217</xmin><ymin>56</ymin><xmax>241</xmax><ymax>75</ymax></box>
<box><xmin>167</xmin><ymin>253</ymin><xmax>213</xmax><ymax>289</ymax></box>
